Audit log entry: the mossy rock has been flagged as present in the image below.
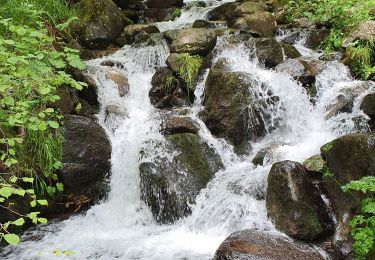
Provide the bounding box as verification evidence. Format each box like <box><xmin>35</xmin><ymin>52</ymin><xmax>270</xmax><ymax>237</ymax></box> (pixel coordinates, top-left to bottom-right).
<box><xmin>80</xmin><ymin>0</ymin><xmax>125</xmax><ymax>49</ymax></box>
<box><xmin>200</xmin><ymin>65</ymin><xmax>267</xmax><ymax>152</ymax></box>
<box><xmin>282</xmin><ymin>43</ymin><xmax>302</xmax><ymax>59</ymax></box>
<box><xmin>303</xmin><ymin>154</ymin><xmax>326</xmax><ymax>173</ymax></box>
<box><xmin>139</xmin><ymin>133</ymin><xmax>223</xmax><ymax>223</ymax></box>
<box><xmin>266</xmin><ymin>161</ymin><xmax>334</xmax><ymax>241</ymax></box>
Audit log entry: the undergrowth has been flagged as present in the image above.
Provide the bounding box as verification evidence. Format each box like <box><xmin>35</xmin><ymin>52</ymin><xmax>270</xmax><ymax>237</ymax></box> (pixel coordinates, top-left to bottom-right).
<box><xmin>286</xmin><ymin>0</ymin><xmax>375</xmax><ymax>79</ymax></box>
<box><xmin>0</xmin><ymin>1</ymin><xmax>85</xmax><ymax>245</ymax></box>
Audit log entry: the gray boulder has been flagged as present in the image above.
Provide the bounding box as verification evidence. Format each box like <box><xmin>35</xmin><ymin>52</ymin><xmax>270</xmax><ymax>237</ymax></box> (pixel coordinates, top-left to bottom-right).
<box><xmin>139</xmin><ymin>133</ymin><xmax>223</xmax><ymax>223</ymax></box>
<box><xmin>61</xmin><ymin>115</ymin><xmax>111</xmax><ymax>200</ymax></box>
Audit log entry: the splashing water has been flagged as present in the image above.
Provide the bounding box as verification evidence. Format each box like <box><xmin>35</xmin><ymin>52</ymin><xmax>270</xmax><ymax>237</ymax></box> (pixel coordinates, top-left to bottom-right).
<box><xmin>3</xmin><ymin>1</ymin><xmax>375</xmax><ymax>259</ymax></box>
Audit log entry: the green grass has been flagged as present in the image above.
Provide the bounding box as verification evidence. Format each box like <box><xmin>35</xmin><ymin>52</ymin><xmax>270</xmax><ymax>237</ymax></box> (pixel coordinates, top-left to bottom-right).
<box><xmin>0</xmin><ymin>0</ymin><xmax>81</xmax><ymax>37</ymax></box>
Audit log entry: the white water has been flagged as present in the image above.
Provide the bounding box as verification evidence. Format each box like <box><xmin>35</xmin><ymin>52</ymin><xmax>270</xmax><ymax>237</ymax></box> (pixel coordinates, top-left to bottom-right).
<box><xmin>3</xmin><ymin>1</ymin><xmax>375</xmax><ymax>259</ymax></box>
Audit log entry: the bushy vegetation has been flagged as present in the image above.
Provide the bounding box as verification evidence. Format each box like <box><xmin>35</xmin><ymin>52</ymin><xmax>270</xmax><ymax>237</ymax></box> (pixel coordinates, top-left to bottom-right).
<box><xmin>173</xmin><ymin>53</ymin><xmax>203</xmax><ymax>96</ymax></box>
<box><xmin>342</xmin><ymin>177</ymin><xmax>375</xmax><ymax>259</ymax></box>
<box><xmin>286</xmin><ymin>0</ymin><xmax>375</xmax><ymax>79</ymax></box>
<box><xmin>0</xmin><ymin>1</ymin><xmax>84</xmax><ymax>245</ymax></box>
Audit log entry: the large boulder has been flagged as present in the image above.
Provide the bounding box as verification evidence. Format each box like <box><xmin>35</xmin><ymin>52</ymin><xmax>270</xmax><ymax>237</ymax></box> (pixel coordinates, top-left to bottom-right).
<box><xmin>266</xmin><ymin>161</ymin><xmax>334</xmax><ymax>241</ymax></box>
<box><xmin>207</xmin><ymin>2</ymin><xmax>276</xmax><ymax>37</ymax></box>
<box><xmin>321</xmin><ymin>132</ymin><xmax>375</xmax><ymax>216</ymax></box>
<box><xmin>167</xmin><ymin>28</ymin><xmax>217</xmax><ymax>56</ymax></box>
<box><xmin>61</xmin><ymin>115</ymin><xmax>111</xmax><ymax>200</ymax></box>
<box><xmin>214</xmin><ymin>230</ymin><xmax>325</xmax><ymax>260</ymax></box>
<box><xmin>320</xmin><ymin>133</ymin><xmax>375</xmax><ymax>257</ymax></box>
<box><xmin>200</xmin><ymin>64</ymin><xmax>267</xmax><ymax>152</ymax></box>
<box><xmin>80</xmin><ymin>0</ymin><xmax>125</xmax><ymax>49</ymax></box>
<box><xmin>139</xmin><ymin>133</ymin><xmax>223</xmax><ymax>223</ymax></box>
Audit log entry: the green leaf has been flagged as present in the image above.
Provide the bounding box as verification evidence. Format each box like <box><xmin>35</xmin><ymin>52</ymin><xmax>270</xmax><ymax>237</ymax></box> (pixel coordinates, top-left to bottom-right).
<box><xmin>68</xmin><ymin>59</ymin><xmax>86</xmax><ymax>70</ymax></box>
<box><xmin>38</xmin><ymin>218</ymin><xmax>47</xmax><ymax>224</ymax></box>
<box><xmin>37</xmin><ymin>200</ymin><xmax>48</xmax><ymax>206</ymax></box>
<box><xmin>12</xmin><ymin>218</ymin><xmax>25</xmax><ymax>226</ymax></box>
<box><xmin>30</xmin><ymin>200</ymin><xmax>37</xmax><ymax>207</ymax></box>
<box><xmin>44</xmin><ymin>108</ymin><xmax>54</xmax><ymax>113</ymax></box>
<box><xmin>8</xmin><ymin>149</ymin><xmax>16</xmax><ymax>156</ymax></box>
<box><xmin>9</xmin><ymin>176</ymin><xmax>18</xmax><ymax>183</ymax></box>
<box><xmin>16</xmin><ymin>27</ymin><xmax>26</xmax><ymax>36</ymax></box>
<box><xmin>22</xmin><ymin>177</ymin><xmax>34</xmax><ymax>183</ymax></box>
<box><xmin>56</xmin><ymin>183</ymin><xmax>64</xmax><ymax>192</ymax></box>
<box><xmin>47</xmin><ymin>121</ymin><xmax>59</xmax><ymax>129</ymax></box>
<box><xmin>15</xmin><ymin>189</ymin><xmax>25</xmax><ymax>197</ymax></box>
<box><xmin>37</xmin><ymin>121</ymin><xmax>47</xmax><ymax>131</ymax></box>
<box><xmin>3</xmin><ymin>234</ymin><xmax>20</xmax><ymax>245</ymax></box>
<box><xmin>0</xmin><ymin>187</ymin><xmax>13</xmax><ymax>198</ymax></box>
<box><xmin>39</xmin><ymin>87</ymin><xmax>51</xmax><ymax>95</ymax></box>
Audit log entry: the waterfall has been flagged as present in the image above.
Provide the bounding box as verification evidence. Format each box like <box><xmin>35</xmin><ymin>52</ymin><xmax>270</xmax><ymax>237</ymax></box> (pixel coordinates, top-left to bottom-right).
<box><xmin>2</xmin><ymin>1</ymin><xmax>375</xmax><ymax>259</ymax></box>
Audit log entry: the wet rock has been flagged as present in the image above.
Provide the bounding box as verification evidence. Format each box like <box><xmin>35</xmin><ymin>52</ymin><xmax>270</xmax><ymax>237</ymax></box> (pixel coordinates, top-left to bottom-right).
<box><xmin>207</xmin><ymin>2</ymin><xmax>240</xmax><ymax>21</ymax></box>
<box><xmin>325</xmin><ymin>82</ymin><xmax>373</xmax><ymax>119</ymax></box>
<box><xmin>266</xmin><ymin>161</ymin><xmax>334</xmax><ymax>241</ymax></box>
<box><xmin>185</xmin><ymin>1</ymin><xmax>206</xmax><ymax>9</ymax></box>
<box><xmin>80</xmin><ymin>0</ymin><xmax>125</xmax><ymax>49</ymax></box>
<box><xmin>79</xmin><ymin>72</ymin><xmax>100</xmax><ymax>109</ymax></box>
<box><xmin>360</xmin><ymin>92</ymin><xmax>375</xmax><ymax>130</ymax></box>
<box><xmin>276</xmin><ymin>59</ymin><xmax>326</xmax><ymax>98</ymax></box>
<box><xmin>61</xmin><ymin>115</ymin><xmax>111</xmax><ymax>201</ymax></box>
<box><xmin>145</xmin><ymin>0</ymin><xmax>183</xmax><ymax>8</ymax></box>
<box><xmin>305</xmin><ymin>28</ymin><xmax>330</xmax><ymax>49</ymax></box>
<box><xmin>251</xmin><ymin>144</ymin><xmax>279</xmax><ymax>166</ymax></box>
<box><xmin>116</xmin><ymin>24</ymin><xmax>160</xmax><ymax>46</ymax></box>
<box><xmin>100</xmin><ymin>60</ymin><xmax>125</xmax><ymax>69</ymax></box>
<box><xmin>105</xmin><ymin>68</ymin><xmax>129</xmax><ymax>97</ymax></box>
<box><xmin>113</xmin><ymin>0</ymin><xmax>144</xmax><ymax>10</ymax></box>
<box><xmin>253</xmin><ymin>38</ymin><xmax>284</xmax><ymax>68</ymax></box>
<box><xmin>149</xmin><ymin>67</ymin><xmax>189</xmax><ymax>109</ymax></box>
<box><xmin>161</xmin><ymin>114</ymin><xmax>198</xmax><ymax>135</ymax></box>
<box><xmin>139</xmin><ymin>133</ymin><xmax>223</xmax><ymax>223</ymax></box>
<box><xmin>143</xmin><ymin>8</ymin><xmax>178</xmax><ymax>23</ymax></box>
<box><xmin>320</xmin><ymin>133</ymin><xmax>375</xmax><ymax>257</ymax></box>
<box><xmin>282</xmin><ymin>43</ymin><xmax>302</xmax><ymax>59</ymax></box>
<box><xmin>105</xmin><ymin>104</ymin><xmax>128</xmax><ymax>120</ymax></box>
<box><xmin>214</xmin><ymin>230</ymin><xmax>325</xmax><ymax>260</ymax></box>
<box><xmin>200</xmin><ymin>65</ymin><xmax>267</xmax><ymax>152</ymax></box>
<box><xmin>229</xmin><ymin>12</ymin><xmax>276</xmax><ymax>37</ymax></box>
<box><xmin>321</xmin><ymin>132</ymin><xmax>375</xmax><ymax>215</ymax></box>
<box><xmin>303</xmin><ymin>154</ymin><xmax>326</xmax><ymax>174</ymax></box>
<box><xmin>54</xmin><ymin>86</ymin><xmax>79</xmax><ymax>114</ymax></box>
<box><xmin>133</xmin><ymin>32</ymin><xmax>165</xmax><ymax>47</ymax></box>
<box><xmin>168</xmin><ymin>28</ymin><xmax>217</xmax><ymax>56</ymax></box>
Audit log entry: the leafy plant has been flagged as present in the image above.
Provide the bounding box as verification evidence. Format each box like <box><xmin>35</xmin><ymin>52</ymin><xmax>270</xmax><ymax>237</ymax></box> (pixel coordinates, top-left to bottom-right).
<box><xmin>342</xmin><ymin>176</ymin><xmax>375</xmax><ymax>258</ymax></box>
<box><xmin>172</xmin><ymin>8</ymin><xmax>181</xmax><ymax>19</ymax></box>
<box><xmin>173</xmin><ymin>53</ymin><xmax>203</xmax><ymax>97</ymax></box>
<box><xmin>0</xmin><ymin>10</ymin><xmax>85</xmax><ymax>245</ymax></box>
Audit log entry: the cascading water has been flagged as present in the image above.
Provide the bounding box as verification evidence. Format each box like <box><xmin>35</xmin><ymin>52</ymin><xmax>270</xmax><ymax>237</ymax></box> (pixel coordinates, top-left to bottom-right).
<box><xmin>3</xmin><ymin>1</ymin><xmax>375</xmax><ymax>259</ymax></box>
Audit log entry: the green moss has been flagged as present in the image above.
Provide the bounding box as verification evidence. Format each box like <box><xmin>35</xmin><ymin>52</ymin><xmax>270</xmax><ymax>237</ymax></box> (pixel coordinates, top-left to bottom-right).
<box><xmin>167</xmin><ymin>134</ymin><xmax>213</xmax><ymax>186</ymax></box>
<box><xmin>321</xmin><ymin>141</ymin><xmax>334</xmax><ymax>153</ymax></box>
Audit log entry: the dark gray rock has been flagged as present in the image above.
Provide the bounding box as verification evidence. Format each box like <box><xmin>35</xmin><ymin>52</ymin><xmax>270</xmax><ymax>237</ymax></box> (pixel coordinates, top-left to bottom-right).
<box><xmin>266</xmin><ymin>161</ymin><xmax>334</xmax><ymax>241</ymax></box>
<box><xmin>140</xmin><ymin>133</ymin><xmax>223</xmax><ymax>223</ymax></box>
<box><xmin>61</xmin><ymin>115</ymin><xmax>111</xmax><ymax>200</ymax></box>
